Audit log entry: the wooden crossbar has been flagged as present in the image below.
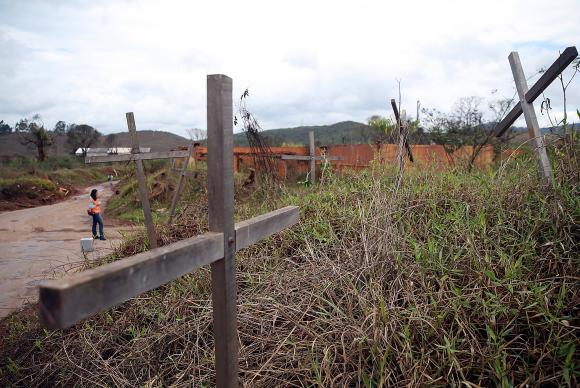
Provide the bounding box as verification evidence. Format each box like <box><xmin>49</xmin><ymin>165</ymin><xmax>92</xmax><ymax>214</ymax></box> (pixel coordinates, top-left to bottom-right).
<box><xmin>280</xmin><ymin>155</ymin><xmax>342</xmax><ymax>161</ymax></box>
<box><xmin>170</xmin><ymin>168</ymin><xmax>198</xmax><ymax>178</ymax></box>
<box><xmin>85</xmin><ymin>150</ymin><xmax>189</xmax><ymax>164</ymax></box>
<box><xmin>39</xmin><ymin>206</ymin><xmax>299</xmax><ymax>329</ymax></box>
<box><xmin>495</xmin><ymin>46</ymin><xmax>578</xmax><ymax>137</ymax></box>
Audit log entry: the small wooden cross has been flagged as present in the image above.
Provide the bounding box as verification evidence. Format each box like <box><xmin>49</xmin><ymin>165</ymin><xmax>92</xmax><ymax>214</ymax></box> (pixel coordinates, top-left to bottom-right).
<box><xmin>280</xmin><ymin>131</ymin><xmax>341</xmax><ymax>183</ymax></box>
<box><xmin>85</xmin><ymin>116</ymin><xmax>190</xmax><ymax>248</ymax></box>
<box><xmin>495</xmin><ymin>46</ymin><xmax>578</xmax><ymax>180</ymax></box>
<box><xmin>390</xmin><ymin>99</ymin><xmax>414</xmax><ymax>162</ymax></box>
<box><xmin>39</xmin><ymin>74</ymin><xmax>299</xmax><ymax>387</ymax></box>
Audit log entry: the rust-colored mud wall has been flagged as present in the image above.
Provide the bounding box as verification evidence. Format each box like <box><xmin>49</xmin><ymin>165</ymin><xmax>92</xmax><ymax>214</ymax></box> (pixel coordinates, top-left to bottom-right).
<box><xmin>180</xmin><ymin>144</ymin><xmax>518</xmax><ymax>179</ymax></box>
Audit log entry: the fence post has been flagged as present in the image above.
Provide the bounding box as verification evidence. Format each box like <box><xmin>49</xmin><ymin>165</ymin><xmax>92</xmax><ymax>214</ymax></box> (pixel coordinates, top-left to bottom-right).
<box><xmin>207</xmin><ymin>74</ymin><xmax>238</xmax><ymax>387</ymax></box>
<box><xmin>309</xmin><ymin>131</ymin><xmax>315</xmax><ymax>183</ymax></box>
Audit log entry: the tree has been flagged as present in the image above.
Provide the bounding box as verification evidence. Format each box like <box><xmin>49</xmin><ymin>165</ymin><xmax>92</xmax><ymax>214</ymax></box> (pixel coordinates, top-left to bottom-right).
<box><xmin>18</xmin><ymin>115</ymin><xmax>54</xmax><ymax>161</ymax></box>
<box><xmin>14</xmin><ymin>119</ymin><xmax>28</xmax><ymax>133</ymax></box>
<box><xmin>67</xmin><ymin>124</ymin><xmax>101</xmax><ymax>155</ymax></box>
<box><xmin>423</xmin><ymin>97</ymin><xmax>488</xmax><ymax>169</ymax></box>
<box><xmin>186</xmin><ymin>128</ymin><xmax>207</xmax><ymax>142</ymax></box>
<box><xmin>367</xmin><ymin>115</ymin><xmax>395</xmax><ymax>145</ymax></box>
<box><xmin>0</xmin><ymin>120</ymin><xmax>12</xmax><ymax>135</ymax></box>
<box><xmin>104</xmin><ymin>133</ymin><xmax>118</xmax><ymax>151</ymax></box>
<box><xmin>53</xmin><ymin>121</ymin><xmax>66</xmax><ymax>135</ymax></box>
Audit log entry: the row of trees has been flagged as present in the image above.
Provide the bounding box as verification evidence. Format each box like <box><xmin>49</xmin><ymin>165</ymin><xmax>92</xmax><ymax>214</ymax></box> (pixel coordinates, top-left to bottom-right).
<box><xmin>2</xmin><ymin>115</ymin><xmax>102</xmax><ymax>161</ymax></box>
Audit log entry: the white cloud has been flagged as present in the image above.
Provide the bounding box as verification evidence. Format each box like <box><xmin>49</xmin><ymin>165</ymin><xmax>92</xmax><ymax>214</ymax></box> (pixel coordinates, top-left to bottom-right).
<box><xmin>0</xmin><ymin>0</ymin><xmax>578</xmax><ymax>138</ymax></box>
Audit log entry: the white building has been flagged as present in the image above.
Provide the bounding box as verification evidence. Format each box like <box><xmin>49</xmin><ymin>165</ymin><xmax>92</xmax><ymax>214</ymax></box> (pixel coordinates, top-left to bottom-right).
<box><xmin>75</xmin><ymin>147</ymin><xmax>151</xmax><ymax>156</ymax></box>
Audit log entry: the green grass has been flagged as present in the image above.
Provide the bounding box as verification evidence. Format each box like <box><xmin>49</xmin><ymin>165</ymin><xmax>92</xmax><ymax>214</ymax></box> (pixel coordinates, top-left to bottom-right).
<box><xmin>0</xmin><ymin>146</ymin><xmax>578</xmax><ymax>386</ymax></box>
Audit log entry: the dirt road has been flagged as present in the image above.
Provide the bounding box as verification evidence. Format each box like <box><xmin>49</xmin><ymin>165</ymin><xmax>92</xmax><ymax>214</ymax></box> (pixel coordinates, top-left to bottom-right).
<box><xmin>0</xmin><ymin>183</ymin><xmax>131</xmax><ymax>319</ymax></box>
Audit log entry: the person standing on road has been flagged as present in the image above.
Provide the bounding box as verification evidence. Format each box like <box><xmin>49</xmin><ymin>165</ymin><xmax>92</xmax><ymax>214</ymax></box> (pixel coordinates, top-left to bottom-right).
<box><xmin>88</xmin><ymin>189</ymin><xmax>106</xmax><ymax>240</ymax></box>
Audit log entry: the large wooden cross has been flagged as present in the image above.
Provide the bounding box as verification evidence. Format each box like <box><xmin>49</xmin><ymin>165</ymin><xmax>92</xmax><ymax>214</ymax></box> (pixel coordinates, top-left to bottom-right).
<box><xmin>39</xmin><ymin>74</ymin><xmax>299</xmax><ymax>387</ymax></box>
<box><xmin>281</xmin><ymin>131</ymin><xmax>341</xmax><ymax>183</ymax></box>
<box><xmin>85</xmin><ymin>116</ymin><xmax>190</xmax><ymax>248</ymax></box>
<box><xmin>494</xmin><ymin>46</ymin><xmax>578</xmax><ymax>180</ymax></box>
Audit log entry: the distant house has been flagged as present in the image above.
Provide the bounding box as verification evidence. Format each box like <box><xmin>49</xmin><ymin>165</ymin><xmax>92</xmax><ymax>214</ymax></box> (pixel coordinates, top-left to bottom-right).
<box><xmin>75</xmin><ymin>147</ymin><xmax>151</xmax><ymax>156</ymax></box>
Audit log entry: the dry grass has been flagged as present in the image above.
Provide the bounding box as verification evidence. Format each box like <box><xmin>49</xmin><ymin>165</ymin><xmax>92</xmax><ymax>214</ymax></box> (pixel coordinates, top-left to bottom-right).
<box><xmin>1</xmin><ymin>142</ymin><xmax>579</xmax><ymax>387</ymax></box>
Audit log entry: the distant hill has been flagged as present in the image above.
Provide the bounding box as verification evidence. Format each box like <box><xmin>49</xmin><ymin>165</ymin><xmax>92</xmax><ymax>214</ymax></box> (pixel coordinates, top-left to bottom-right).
<box><xmin>234</xmin><ymin>121</ymin><xmax>374</xmax><ymax>146</ymax></box>
<box><xmin>0</xmin><ymin>130</ymin><xmax>189</xmax><ymax>158</ymax></box>
<box><xmin>99</xmin><ymin>130</ymin><xmax>190</xmax><ymax>152</ymax></box>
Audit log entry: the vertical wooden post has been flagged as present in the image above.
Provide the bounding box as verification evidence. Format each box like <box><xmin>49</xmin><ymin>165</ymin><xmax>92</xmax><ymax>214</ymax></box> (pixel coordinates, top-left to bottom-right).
<box><xmin>126</xmin><ymin>112</ymin><xmax>158</xmax><ymax>249</ymax></box>
<box><xmin>167</xmin><ymin>142</ymin><xmax>193</xmax><ymax>224</ymax></box>
<box><xmin>233</xmin><ymin>155</ymin><xmax>239</xmax><ymax>174</ymax></box>
<box><xmin>508</xmin><ymin>52</ymin><xmax>553</xmax><ymax>181</ymax></box>
<box><xmin>309</xmin><ymin>131</ymin><xmax>315</xmax><ymax>183</ymax></box>
<box><xmin>207</xmin><ymin>74</ymin><xmax>238</xmax><ymax>387</ymax></box>
<box><xmin>192</xmin><ymin>143</ymin><xmax>199</xmax><ymax>170</ymax></box>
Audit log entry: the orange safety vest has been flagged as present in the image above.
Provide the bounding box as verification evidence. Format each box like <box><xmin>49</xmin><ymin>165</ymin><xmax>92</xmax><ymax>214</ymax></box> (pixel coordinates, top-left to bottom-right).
<box><xmin>89</xmin><ymin>199</ymin><xmax>101</xmax><ymax>214</ymax></box>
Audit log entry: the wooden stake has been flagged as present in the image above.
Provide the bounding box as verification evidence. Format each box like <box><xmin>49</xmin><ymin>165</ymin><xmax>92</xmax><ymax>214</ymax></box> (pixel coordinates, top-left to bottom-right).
<box><xmin>167</xmin><ymin>142</ymin><xmax>193</xmax><ymax>223</ymax></box>
<box><xmin>508</xmin><ymin>52</ymin><xmax>553</xmax><ymax>181</ymax></box>
<box><xmin>309</xmin><ymin>131</ymin><xmax>315</xmax><ymax>183</ymax></box>
<box><xmin>207</xmin><ymin>74</ymin><xmax>238</xmax><ymax>387</ymax></box>
<box><xmin>126</xmin><ymin>112</ymin><xmax>158</xmax><ymax>249</ymax></box>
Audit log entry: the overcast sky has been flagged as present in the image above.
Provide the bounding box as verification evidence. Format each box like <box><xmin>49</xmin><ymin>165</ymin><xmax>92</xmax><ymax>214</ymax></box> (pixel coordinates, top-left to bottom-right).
<box><xmin>0</xmin><ymin>0</ymin><xmax>578</xmax><ymax>137</ymax></box>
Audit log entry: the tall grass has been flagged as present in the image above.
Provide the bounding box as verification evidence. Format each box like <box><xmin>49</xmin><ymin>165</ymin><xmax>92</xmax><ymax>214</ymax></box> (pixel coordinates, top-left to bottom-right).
<box><xmin>1</xmin><ymin>146</ymin><xmax>578</xmax><ymax>386</ymax></box>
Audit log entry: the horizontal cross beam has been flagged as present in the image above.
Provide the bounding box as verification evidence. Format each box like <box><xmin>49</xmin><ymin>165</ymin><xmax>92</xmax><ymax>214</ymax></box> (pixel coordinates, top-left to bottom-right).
<box><xmin>280</xmin><ymin>155</ymin><xmax>342</xmax><ymax>161</ymax></box>
<box><xmin>170</xmin><ymin>168</ymin><xmax>198</xmax><ymax>178</ymax></box>
<box><xmin>85</xmin><ymin>150</ymin><xmax>189</xmax><ymax>164</ymax></box>
<box><xmin>39</xmin><ymin>206</ymin><xmax>299</xmax><ymax>329</ymax></box>
<box><xmin>496</xmin><ymin>46</ymin><xmax>578</xmax><ymax>137</ymax></box>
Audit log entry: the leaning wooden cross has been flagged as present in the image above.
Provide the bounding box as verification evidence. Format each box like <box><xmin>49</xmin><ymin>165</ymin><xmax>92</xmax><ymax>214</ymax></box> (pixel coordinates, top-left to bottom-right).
<box><xmin>281</xmin><ymin>131</ymin><xmax>341</xmax><ymax>183</ymax></box>
<box><xmin>167</xmin><ymin>142</ymin><xmax>195</xmax><ymax>223</ymax></box>
<box><xmin>390</xmin><ymin>99</ymin><xmax>414</xmax><ymax>162</ymax></box>
<box><xmin>85</xmin><ymin>115</ymin><xmax>190</xmax><ymax>248</ymax></box>
<box><xmin>39</xmin><ymin>74</ymin><xmax>299</xmax><ymax>387</ymax></box>
<box><xmin>495</xmin><ymin>46</ymin><xmax>578</xmax><ymax>180</ymax></box>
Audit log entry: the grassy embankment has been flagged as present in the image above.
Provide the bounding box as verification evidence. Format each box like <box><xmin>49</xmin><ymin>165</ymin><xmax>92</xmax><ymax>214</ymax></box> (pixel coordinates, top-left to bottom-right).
<box><xmin>0</xmin><ymin>156</ymin><xmax>121</xmax><ymax>211</ymax></box>
<box><xmin>1</xmin><ymin>143</ymin><xmax>579</xmax><ymax>386</ymax></box>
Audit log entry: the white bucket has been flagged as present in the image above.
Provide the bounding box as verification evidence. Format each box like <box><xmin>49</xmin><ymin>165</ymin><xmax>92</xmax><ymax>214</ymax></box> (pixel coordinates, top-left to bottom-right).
<box><xmin>81</xmin><ymin>237</ymin><xmax>94</xmax><ymax>252</ymax></box>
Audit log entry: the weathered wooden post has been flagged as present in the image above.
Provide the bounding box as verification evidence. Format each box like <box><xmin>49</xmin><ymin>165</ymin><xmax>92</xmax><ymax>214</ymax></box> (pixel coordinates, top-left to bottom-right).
<box><xmin>207</xmin><ymin>74</ymin><xmax>238</xmax><ymax>387</ymax></box>
<box><xmin>309</xmin><ymin>131</ymin><xmax>315</xmax><ymax>183</ymax></box>
<box><xmin>508</xmin><ymin>52</ymin><xmax>552</xmax><ymax>180</ymax></box>
<box><xmin>126</xmin><ymin>112</ymin><xmax>158</xmax><ymax>248</ymax></box>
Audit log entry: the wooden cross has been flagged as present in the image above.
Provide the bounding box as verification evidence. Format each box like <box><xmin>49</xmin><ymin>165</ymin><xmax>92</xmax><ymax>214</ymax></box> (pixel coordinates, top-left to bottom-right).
<box><xmin>85</xmin><ymin>115</ymin><xmax>190</xmax><ymax>248</ymax></box>
<box><xmin>280</xmin><ymin>131</ymin><xmax>341</xmax><ymax>183</ymax></box>
<box><xmin>390</xmin><ymin>99</ymin><xmax>415</xmax><ymax>162</ymax></box>
<box><xmin>494</xmin><ymin>46</ymin><xmax>578</xmax><ymax>180</ymax></box>
<box><xmin>41</xmin><ymin>75</ymin><xmax>300</xmax><ymax>387</ymax></box>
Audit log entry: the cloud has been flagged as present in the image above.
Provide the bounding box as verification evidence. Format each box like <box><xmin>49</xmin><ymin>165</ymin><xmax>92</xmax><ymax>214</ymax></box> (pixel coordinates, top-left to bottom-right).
<box><xmin>0</xmin><ymin>0</ymin><xmax>578</xmax><ymax>137</ymax></box>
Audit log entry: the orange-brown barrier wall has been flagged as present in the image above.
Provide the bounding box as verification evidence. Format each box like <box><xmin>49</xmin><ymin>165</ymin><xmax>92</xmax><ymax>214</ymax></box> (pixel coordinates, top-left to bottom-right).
<box><xmin>177</xmin><ymin>144</ymin><xmax>519</xmax><ymax>179</ymax></box>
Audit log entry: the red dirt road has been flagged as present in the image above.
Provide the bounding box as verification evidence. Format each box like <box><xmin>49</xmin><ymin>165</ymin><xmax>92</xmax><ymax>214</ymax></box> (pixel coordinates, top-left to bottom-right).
<box><xmin>0</xmin><ymin>183</ymin><xmax>132</xmax><ymax>319</ymax></box>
